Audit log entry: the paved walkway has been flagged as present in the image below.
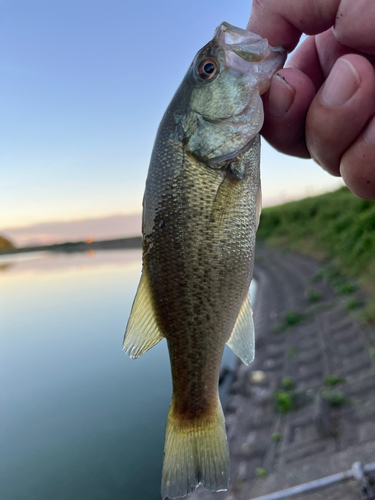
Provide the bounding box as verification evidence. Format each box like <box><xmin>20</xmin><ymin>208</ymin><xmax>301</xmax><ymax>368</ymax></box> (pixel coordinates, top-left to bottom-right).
<box><xmin>191</xmin><ymin>244</ymin><xmax>375</xmax><ymax>500</ymax></box>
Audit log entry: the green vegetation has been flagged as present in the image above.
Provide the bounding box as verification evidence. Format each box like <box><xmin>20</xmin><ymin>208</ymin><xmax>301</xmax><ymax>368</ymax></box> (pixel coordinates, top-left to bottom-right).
<box><xmin>284</xmin><ymin>311</ymin><xmax>304</xmax><ymax>326</ymax></box>
<box><xmin>324</xmin><ymin>375</ymin><xmax>346</xmax><ymax>387</ymax></box>
<box><xmin>235</xmin><ymin>477</ymin><xmax>245</xmax><ymax>484</ymax></box>
<box><xmin>346</xmin><ymin>297</ymin><xmax>361</xmax><ymax>311</ymax></box>
<box><xmin>255</xmin><ymin>468</ymin><xmax>268</xmax><ymax>478</ymax></box>
<box><xmin>258</xmin><ymin>187</ymin><xmax>375</xmax><ymax>323</ymax></box>
<box><xmin>0</xmin><ymin>235</ymin><xmax>15</xmax><ymax>251</ymax></box>
<box><xmin>361</xmin><ymin>301</ymin><xmax>375</xmax><ymax>324</ymax></box>
<box><xmin>274</xmin><ymin>390</ymin><xmax>298</xmax><ymax>413</ymax></box>
<box><xmin>271</xmin><ymin>432</ymin><xmax>282</xmax><ymax>443</ymax></box>
<box><xmin>312</xmin><ymin>265</ymin><xmax>359</xmax><ymax>296</ymax></box>
<box><xmin>287</xmin><ymin>347</ymin><xmax>298</xmax><ymax>358</ymax></box>
<box><xmin>310</xmin><ymin>272</ymin><xmax>323</xmax><ymax>283</ymax></box>
<box><xmin>281</xmin><ymin>376</ymin><xmax>295</xmax><ymax>390</ymax></box>
<box><xmin>369</xmin><ymin>348</ymin><xmax>375</xmax><ymax>359</ymax></box>
<box><xmin>308</xmin><ymin>289</ymin><xmax>322</xmax><ymax>303</ymax></box>
<box><xmin>336</xmin><ymin>281</ymin><xmax>359</xmax><ymax>294</ymax></box>
<box><xmin>321</xmin><ymin>390</ymin><xmax>347</xmax><ymax>407</ymax></box>
<box><xmin>273</xmin><ymin>311</ymin><xmax>305</xmax><ymax>333</ymax></box>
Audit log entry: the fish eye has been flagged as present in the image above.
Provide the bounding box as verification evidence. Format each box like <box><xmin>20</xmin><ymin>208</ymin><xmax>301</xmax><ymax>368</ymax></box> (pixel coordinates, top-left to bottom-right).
<box><xmin>197</xmin><ymin>59</ymin><xmax>218</xmax><ymax>80</ymax></box>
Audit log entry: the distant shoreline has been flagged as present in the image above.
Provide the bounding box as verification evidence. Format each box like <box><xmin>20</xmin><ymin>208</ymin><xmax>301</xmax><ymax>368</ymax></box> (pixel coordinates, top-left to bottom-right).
<box><xmin>0</xmin><ymin>236</ymin><xmax>142</xmax><ymax>256</ymax></box>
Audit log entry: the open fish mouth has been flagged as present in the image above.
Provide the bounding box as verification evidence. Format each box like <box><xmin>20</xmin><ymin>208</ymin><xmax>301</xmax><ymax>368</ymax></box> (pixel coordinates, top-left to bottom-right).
<box><xmin>214</xmin><ymin>22</ymin><xmax>286</xmax><ymax>92</ymax></box>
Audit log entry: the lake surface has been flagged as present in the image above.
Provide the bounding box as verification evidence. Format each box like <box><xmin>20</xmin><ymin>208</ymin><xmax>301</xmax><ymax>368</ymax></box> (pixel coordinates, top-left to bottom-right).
<box><xmin>0</xmin><ymin>249</ymin><xmax>256</xmax><ymax>500</ymax></box>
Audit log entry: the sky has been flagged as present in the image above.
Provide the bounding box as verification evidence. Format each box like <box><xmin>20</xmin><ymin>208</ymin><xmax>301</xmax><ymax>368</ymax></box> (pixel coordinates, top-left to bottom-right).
<box><xmin>0</xmin><ymin>0</ymin><xmax>343</xmax><ymax>246</ymax></box>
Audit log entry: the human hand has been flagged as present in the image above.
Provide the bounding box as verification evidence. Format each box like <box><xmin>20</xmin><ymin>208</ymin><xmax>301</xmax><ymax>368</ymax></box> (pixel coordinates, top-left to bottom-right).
<box><xmin>247</xmin><ymin>0</ymin><xmax>375</xmax><ymax>199</ymax></box>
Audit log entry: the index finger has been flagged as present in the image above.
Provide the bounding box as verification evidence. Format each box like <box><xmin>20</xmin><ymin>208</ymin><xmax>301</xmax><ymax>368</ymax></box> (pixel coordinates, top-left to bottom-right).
<box><xmin>247</xmin><ymin>0</ymin><xmax>340</xmax><ymax>51</ymax></box>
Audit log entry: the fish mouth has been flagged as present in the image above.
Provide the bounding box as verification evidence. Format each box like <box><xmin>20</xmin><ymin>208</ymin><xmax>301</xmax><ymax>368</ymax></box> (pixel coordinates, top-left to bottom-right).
<box><xmin>214</xmin><ymin>22</ymin><xmax>286</xmax><ymax>87</ymax></box>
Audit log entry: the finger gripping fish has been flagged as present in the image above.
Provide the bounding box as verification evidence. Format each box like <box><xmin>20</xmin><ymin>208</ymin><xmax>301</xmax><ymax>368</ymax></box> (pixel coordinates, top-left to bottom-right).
<box><xmin>123</xmin><ymin>22</ymin><xmax>285</xmax><ymax>499</ymax></box>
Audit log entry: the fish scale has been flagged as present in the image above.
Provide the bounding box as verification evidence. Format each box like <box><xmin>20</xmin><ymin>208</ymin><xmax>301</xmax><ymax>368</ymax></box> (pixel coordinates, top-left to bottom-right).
<box><xmin>123</xmin><ymin>22</ymin><xmax>286</xmax><ymax>499</ymax></box>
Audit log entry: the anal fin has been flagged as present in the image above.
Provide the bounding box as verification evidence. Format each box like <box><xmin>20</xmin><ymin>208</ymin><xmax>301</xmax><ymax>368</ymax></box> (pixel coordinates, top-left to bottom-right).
<box><xmin>226</xmin><ymin>291</ymin><xmax>255</xmax><ymax>365</ymax></box>
<box><xmin>123</xmin><ymin>270</ymin><xmax>164</xmax><ymax>359</ymax></box>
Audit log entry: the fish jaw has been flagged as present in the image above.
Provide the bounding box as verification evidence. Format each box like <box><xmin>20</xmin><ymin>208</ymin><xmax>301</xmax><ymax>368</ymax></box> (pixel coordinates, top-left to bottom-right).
<box><xmin>214</xmin><ymin>21</ymin><xmax>286</xmax><ymax>93</ymax></box>
<box><xmin>180</xmin><ymin>23</ymin><xmax>286</xmax><ymax>164</ymax></box>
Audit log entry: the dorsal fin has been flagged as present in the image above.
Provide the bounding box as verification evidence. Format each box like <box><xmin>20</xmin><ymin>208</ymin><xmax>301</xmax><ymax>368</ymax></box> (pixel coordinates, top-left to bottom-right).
<box><xmin>123</xmin><ymin>270</ymin><xmax>164</xmax><ymax>359</ymax></box>
<box><xmin>226</xmin><ymin>292</ymin><xmax>255</xmax><ymax>365</ymax></box>
<box><xmin>256</xmin><ymin>181</ymin><xmax>262</xmax><ymax>230</ymax></box>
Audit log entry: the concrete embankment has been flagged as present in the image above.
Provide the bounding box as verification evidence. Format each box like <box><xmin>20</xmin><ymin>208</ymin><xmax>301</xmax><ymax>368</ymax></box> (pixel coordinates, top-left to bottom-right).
<box><xmin>192</xmin><ymin>243</ymin><xmax>375</xmax><ymax>500</ymax></box>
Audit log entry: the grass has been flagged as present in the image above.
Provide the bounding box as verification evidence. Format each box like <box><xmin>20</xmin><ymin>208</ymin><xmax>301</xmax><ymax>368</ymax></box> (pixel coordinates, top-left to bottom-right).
<box><xmin>308</xmin><ymin>289</ymin><xmax>322</xmax><ymax>303</ymax></box>
<box><xmin>336</xmin><ymin>282</ymin><xmax>359</xmax><ymax>295</ymax></box>
<box><xmin>369</xmin><ymin>348</ymin><xmax>375</xmax><ymax>359</ymax></box>
<box><xmin>360</xmin><ymin>301</ymin><xmax>375</xmax><ymax>324</ymax></box>
<box><xmin>274</xmin><ymin>390</ymin><xmax>299</xmax><ymax>413</ymax></box>
<box><xmin>284</xmin><ymin>311</ymin><xmax>304</xmax><ymax>325</ymax></box>
<box><xmin>346</xmin><ymin>296</ymin><xmax>361</xmax><ymax>311</ymax></box>
<box><xmin>271</xmin><ymin>432</ymin><xmax>282</xmax><ymax>443</ymax></box>
<box><xmin>255</xmin><ymin>468</ymin><xmax>268</xmax><ymax>478</ymax></box>
<box><xmin>321</xmin><ymin>390</ymin><xmax>347</xmax><ymax>407</ymax></box>
<box><xmin>287</xmin><ymin>347</ymin><xmax>298</xmax><ymax>358</ymax></box>
<box><xmin>281</xmin><ymin>376</ymin><xmax>295</xmax><ymax>390</ymax></box>
<box><xmin>258</xmin><ymin>187</ymin><xmax>375</xmax><ymax>323</ymax></box>
<box><xmin>324</xmin><ymin>375</ymin><xmax>346</xmax><ymax>387</ymax></box>
<box><xmin>272</xmin><ymin>311</ymin><xmax>305</xmax><ymax>333</ymax></box>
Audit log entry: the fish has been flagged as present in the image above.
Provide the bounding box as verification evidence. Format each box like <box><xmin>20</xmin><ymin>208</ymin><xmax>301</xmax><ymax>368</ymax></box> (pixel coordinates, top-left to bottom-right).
<box><xmin>123</xmin><ymin>22</ymin><xmax>286</xmax><ymax>499</ymax></box>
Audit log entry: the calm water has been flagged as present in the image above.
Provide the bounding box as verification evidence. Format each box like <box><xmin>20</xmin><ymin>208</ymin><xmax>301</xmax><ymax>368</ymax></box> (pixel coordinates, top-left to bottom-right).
<box><xmin>0</xmin><ymin>249</ymin><xmax>255</xmax><ymax>500</ymax></box>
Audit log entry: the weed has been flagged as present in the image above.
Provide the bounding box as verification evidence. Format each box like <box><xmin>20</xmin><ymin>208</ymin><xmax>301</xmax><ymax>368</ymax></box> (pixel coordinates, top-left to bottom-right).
<box><xmin>336</xmin><ymin>282</ymin><xmax>359</xmax><ymax>294</ymax></box>
<box><xmin>322</xmin><ymin>264</ymin><xmax>342</xmax><ymax>282</ymax></box>
<box><xmin>346</xmin><ymin>297</ymin><xmax>361</xmax><ymax>311</ymax></box>
<box><xmin>310</xmin><ymin>271</ymin><xmax>323</xmax><ymax>283</ymax></box>
<box><xmin>308</xmin><ymin>289</ymin><xmax>322</xmax><ymax>303</ymax></box>
<box><xmin>281</xmin><ymin>376</ymin><xmax>295</xmax><ymax>390</ymax></box>
<box><xmin>271</xmin><ymin>432</ymin><xmax>282</xmax><ymax>443</ymax></box>
<box><xmin>274</xmin><ymin>391</ymin><xmax>298</xmax><ymax>413</ymax></box>
<box><xmin>324</xmin><ymin>375</ymin><xmax>346</xmax><ymax>387</ymax></box>
<box><xmin>284</xmin><ymin>311</ymin><xmax>304</xmax><ymax>326</ymax></box>
<box><xmin>369</xmin><ymin>348</ymin><xmax>375</xmax><ymax>359</ymax></box>
<box><xmin>257</xmin><ymin>187</ymin><xmax>375</xmax><ymax>326</ymax></box>
<box><xmin>359</xmin><ymin>299</ymin><xmax>375</xmax><ymax>324</ymax></box>
<box><xmin>255</xmin><ymin>468</ymin><xmax>268</xmax><ymax>478</ymax></box>
<box><xmin>287</xmin><ymin>347</ymin><xmax>298</xmax><ymax>358</ymax></box>
<box><xmin>272</xmin><ymin>312</ymin><xmax>305</xmax><ymax>333</ymax></box>
<box><xmin>321</xmin><ymin>390</ymin><xmax>347</xmax><ymax>407</ymax></box>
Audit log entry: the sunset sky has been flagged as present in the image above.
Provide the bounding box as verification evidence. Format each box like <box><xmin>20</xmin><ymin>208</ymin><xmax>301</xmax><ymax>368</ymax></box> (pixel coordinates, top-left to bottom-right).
<box><xmin>1</xmin><ymin>0</ymin><xmax>343</xmax><ymax>246</ymax></box>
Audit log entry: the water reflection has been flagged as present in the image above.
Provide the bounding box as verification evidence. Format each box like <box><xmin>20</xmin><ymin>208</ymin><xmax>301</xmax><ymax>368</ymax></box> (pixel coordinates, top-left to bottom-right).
<box><xmin>0</xmin><ymin>249</ymin><xmax>255</xmax><ymax>500</ymax></box>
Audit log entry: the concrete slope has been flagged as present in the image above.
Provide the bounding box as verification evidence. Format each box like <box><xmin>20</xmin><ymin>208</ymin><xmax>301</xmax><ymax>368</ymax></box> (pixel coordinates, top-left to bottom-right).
<box><xmin>191</xmin><ymin>243</ymin><xmax>375</xmax><ymax>500</ymax></box>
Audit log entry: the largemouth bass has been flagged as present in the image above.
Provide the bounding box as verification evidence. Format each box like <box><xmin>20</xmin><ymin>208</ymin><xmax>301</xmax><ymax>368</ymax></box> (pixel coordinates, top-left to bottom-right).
<box><xmin>123</xmin><ymin>22</ymin><xmax>285</xmax><ymax>499</ymax></box>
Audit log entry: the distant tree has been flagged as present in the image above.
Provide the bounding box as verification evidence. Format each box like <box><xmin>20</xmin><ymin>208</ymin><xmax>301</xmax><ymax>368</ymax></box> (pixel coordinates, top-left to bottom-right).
<box><xmin>0</xmin><ymin>235</ymin><xmax>15</xmax><ymax>251</ymax></box>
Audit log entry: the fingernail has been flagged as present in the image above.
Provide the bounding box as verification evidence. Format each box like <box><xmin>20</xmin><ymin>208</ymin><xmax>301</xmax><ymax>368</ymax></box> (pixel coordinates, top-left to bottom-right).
<box><xmin>322</xmin><ymin>58</ymin><xmax>360</xmax><ymax>106</ymax></box>
<box><xmin>268</xmin><ymin>74</ymin><xmax>296</xmax><ymax>117</ymax></box>
<box><xmin>364</xmin><ymin>115</ymin><xmax>375</xmax><ymax>146</ymax></box>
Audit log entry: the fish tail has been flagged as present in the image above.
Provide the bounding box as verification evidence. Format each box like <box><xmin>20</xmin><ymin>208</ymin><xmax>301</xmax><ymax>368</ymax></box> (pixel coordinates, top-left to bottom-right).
<box><xmin>161</xmin><ymin>398</ymin><xmax>229</xmax><ymax>499</ymax></box>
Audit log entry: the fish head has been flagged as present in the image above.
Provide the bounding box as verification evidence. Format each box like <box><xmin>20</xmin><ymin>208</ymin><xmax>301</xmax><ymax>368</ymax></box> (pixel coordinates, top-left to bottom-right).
<box><xmin>176</xmin><ymin>22</ymin><xmax>286</xmax><ymax>165</ymax></box>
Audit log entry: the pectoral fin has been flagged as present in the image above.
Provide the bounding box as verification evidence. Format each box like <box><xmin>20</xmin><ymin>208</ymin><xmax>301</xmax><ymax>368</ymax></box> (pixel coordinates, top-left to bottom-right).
<box><xmin>123</xmin><ymin>270</ymin><xmax>164</xmax><ymax>359</ymax></box>
<box><xmin>226</xmin><ymin>292</ymin><xmax>255</xmax><ymax>365</ymax></box>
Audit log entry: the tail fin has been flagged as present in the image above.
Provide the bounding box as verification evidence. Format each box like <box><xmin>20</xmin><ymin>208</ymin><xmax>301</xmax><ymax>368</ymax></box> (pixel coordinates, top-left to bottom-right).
<box><xmin>161</xmin><ymin>399</ymin><xmax>229</xmax><ymax>499</ymax></box>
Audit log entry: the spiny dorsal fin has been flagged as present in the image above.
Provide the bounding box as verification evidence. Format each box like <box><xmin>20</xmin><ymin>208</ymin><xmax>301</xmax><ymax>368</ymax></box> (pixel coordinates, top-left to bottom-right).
<box><xmin>123</xmin><ymin>270</ymin><xmax>164</xmax><ymax>359</ymax></box>
<box><xmin>256</xmin><ymin>181</ymin><xmax>262</xmax><ymax>230</ymax></box>
<box><xmin>226</xmin><ymin>292</ymin><xmax>255</xmax><ymax>365</ymax></box>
